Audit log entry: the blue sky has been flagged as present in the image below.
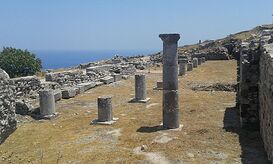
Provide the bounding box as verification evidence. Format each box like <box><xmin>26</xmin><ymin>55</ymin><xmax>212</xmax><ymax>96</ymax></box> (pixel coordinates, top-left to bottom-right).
<box><xmin>0</xmin><ymin>0</ymin><xmax>273</xmax><ymax>51</ymax></box>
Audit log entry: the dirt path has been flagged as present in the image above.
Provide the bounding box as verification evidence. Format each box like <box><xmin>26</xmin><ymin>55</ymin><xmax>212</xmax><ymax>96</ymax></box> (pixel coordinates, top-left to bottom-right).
<box><xmin>0</xmin><ymin>61</ymin><xmax>268</xmax><ymax>163</ymax></box>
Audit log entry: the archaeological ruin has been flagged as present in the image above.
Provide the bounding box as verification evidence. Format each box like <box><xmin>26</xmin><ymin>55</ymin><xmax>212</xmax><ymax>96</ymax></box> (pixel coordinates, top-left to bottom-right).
<box><xmin>1</xmin><ymin>25</ymin><xmax>273</xmax><ymax>163</ymax></box>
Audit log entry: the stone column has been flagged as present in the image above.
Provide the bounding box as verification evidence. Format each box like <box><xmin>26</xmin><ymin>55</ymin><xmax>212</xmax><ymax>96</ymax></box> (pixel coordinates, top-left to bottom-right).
<box><xmin>201</xmin><ymin>57</ymin><xmax>206</xmax><ymax>63</ymax></box>
<box><xmin>178</xmin><ymin>59</ymin><xmax>188</xmax><ymax>76</ymax></box>
<box><xmin>39</xmin><ymin>89</ymin><xmax>56</xmax><ymax>116</ymax></box>
<box><xmin>159</xmin><ymin>34</ymin><xmax>180</xmax><ymax>129</ymax></box>
<box><xmin>134</xmin><ymin>74</ymin><xmax>150</xmax><ymax>102</ymax></box>
<box><xmin>98</xmin><ymin>96</ymin><xmax>112</xmax><ymax>122</ymax></box>
<box><xmin>197</xmin><ymin>58</ymin><xmax>202</xmax><ymax>65</ymax></box>
<box><xmin>192</xmin><ymin>58</ymin><xmax>198</xmax><ymax>68</ymax></box>
<box><xmin>187</xmin><ymin>63</ymin><xmax>193</xmax><ymax>71</ymax></box>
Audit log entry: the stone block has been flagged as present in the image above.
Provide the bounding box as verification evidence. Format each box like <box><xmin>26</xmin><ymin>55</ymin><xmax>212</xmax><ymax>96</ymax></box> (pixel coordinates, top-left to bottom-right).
<box><xmin>112</xmin><ymin>74</ymin><xmax>122</xmax><ymax>82</ymax></box>
<box><xmin>61</xmin><ymin>88</ymin><xmax>77</xmax><ymax>99</ymax></box>
<box><xmin>100</xmin><ymin>76</ymin><xmax>114</xmax><ymax>84</ymax></box>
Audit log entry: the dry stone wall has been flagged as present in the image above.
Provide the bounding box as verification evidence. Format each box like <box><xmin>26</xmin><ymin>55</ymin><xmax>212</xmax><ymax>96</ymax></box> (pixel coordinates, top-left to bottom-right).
<box><xmin>259</xmin><ymin>44</ymin><xmax>273</xmax><ymax>160</ymax></box>
<box><xmin>0</xmin><ymin>69</ymin><xmax>16</xmax><ymax>143</ymax></box>
<box><xmin>238</xmin><ymin>44</ymin><xmax>260</xmax><ymax>129</ymax></box>
<box><xmin>11</xmin><ymin>76</ymin><xmax>42</xmax><ymax>98</ymax></box>
<box><xmin>237</xmin><ymin>42</ymin><xmax>273</xmax><ymax>161</ymax></box>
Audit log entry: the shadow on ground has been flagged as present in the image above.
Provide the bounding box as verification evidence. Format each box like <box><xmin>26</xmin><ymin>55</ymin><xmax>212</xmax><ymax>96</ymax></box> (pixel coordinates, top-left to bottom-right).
<box><xmin>223</xmin><ymin>107</ymin><xmax>271</xmax><ymax>164</ymax></box>
<box><xmin>137</xmin><ymin>125</ymin><xmax>168</xmax><ymax>133</ymax></box>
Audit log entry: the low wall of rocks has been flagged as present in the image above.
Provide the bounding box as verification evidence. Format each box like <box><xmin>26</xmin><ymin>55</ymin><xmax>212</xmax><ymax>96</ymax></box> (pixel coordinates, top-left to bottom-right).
<box><xmin>45</xmin><ymin>70</ymin><xmax>95</xmax><ymax>87</ymax></box>
<box><xmin>259</xmin><ymin>44</ymin><xmax>273</xmax><ymax>160</ymax></box>
<box><xmin>191</xmin><ymin>51</ymin><xmax>230</xmax><ymax>60</ymax></box>
<box><xmin>11</xmin><ymin>76</ymin><xmax>42</xmax><ymax>98</ymax></box>
<box><xmin>0</xmin><ymin>69</ymin><xmax>16</xmax><ymax>143</ymax></box>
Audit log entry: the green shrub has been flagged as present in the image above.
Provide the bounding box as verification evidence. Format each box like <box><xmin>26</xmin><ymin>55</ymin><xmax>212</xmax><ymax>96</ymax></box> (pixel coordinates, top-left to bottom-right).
<box><xmin>0</xmin><ymin>47</ymin><xmax>42</xmax><ymax>78</ymax></box>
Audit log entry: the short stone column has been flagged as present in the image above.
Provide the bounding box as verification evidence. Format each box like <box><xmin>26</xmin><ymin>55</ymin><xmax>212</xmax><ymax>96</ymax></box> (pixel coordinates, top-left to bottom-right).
<box><xmin>192</xmin><ymin>58</ymin><xmax>198</xmax><ymax>68</ymax></box>
<box><xmin>91</xmin><ymin>96</ymin><xmax>118</xmax><ymax>125</ymax></box>
<box><xmin>197</xmin><ymin>58</ymin><xmax>202</xmax><ymax>65</ymax></box>
<box><xmin>178</xmin><ymin>59</ymin><xmax>187</xmax><ymax>76</ymax></box>
<box><xmin>98</xmin><ymin>96</ymin><xmax>112</xmax><ymax>122</ymax></box>
<box><xmin>159</xmin><ymin>33</ymin><xmax>181</xmax><ymax>129</ymax></box>
<box><xmin>187</xmin><ymin>63</ymin><xmax>193</xmax><ymax>71</ymax></box>
<box><xmin>39</xmin><ymin>89</ymin><xmax>56</xmax><ymax>117</ymax></box>
<box><xmin>201</xmin><ymin>57</ymin><xmax>206</xmax><ymax>63</ymax></box>
<box><xmin>132</xmin><ymin>74</ymin><xmax>150</xmax><ymax>103</ymax></box>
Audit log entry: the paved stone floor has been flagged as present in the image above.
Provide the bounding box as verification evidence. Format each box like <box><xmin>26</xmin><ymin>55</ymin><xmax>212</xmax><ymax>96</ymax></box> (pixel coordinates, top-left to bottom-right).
<box><xmin>0</xmin><ymin>60</ymin><xmax>269</xmax><ymax>163</ymax></box>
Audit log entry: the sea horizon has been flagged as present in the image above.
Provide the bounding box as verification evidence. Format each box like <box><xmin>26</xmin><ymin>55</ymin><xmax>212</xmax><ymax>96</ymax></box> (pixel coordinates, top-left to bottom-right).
<box><xmin>32</xmin><ymin>49</ymin><xmax>159</xmax><ymax>69</ymax></box>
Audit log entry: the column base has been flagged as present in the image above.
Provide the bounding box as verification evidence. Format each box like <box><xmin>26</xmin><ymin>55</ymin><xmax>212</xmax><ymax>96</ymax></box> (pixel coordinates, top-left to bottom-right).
<box><xmin>31</xmin><ymin>112</ymin><xmax>59</xmax><ymax>120</ymax></box>
<box><xmin>129</xmin><ymin>98</ymin><xmax>151</xmax><ymax>103</ymax></box>
<box><xmin>90</xmin><ymin>117</ymin><xmax>119</xmax><ymax>125</ymax></box>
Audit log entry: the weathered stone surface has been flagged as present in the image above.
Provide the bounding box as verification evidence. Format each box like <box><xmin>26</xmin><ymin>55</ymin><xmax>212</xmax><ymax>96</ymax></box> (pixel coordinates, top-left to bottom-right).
<box><xmin>162</xmin><ymin>90</ymin><xmax>180</xmax><ymax>129</ymax></box>
<box><xmin>159</xmin><ymin>33</ymin><xmax>181</xmax><ymax>129</ymax></box>
<box><xmin>134</xmin><ymin>74</ymin><xmax>148</xmax><ymax>101</ymax></box>
<box><xmin>201</xmin><ymin>57</ymin><xmax>206</xmax><ymax>63</ymax></box>
<box><xmin>75</xmin><ymin>85</ymin><xmax>85</xmax><ymax>95</ymax></box>
<box><xmin>11</xmin><ymin>76</ymin><xmax>41</xmax><ymax>98</ymax></box>
<box><xmin>100</xmin><ymin>76</ymin><xmax>114</xmax><ymax>84</ymax></box>
<box><xmin>187</xmin><ymin>63</ymin><xmax>193</xmax><ymax>71</ymax></box>
<box><xmin>15</xmin><ymin>100</ymin><xmax>33</xmax><ymax>115</ymax></box>
<box><xmin>192</xmin><ymin>58</ymin><xmax>198</xmax><ymax>68</ymax></box>
<box><xmin>97</xmin><ymin>96</ymin><xmax>113</xmax><ymax>122</ymax></box>
<box><xmin>197</xmin><ymin>58</ymin><xmax>202</xmax><ymax>65</ymax></box>
<box><xmin>179</xmin><ymin>62</ymin><xmax>187</xmax><ymax>76</ymax></box>
<box><xmin>259</xmin><ymin>44</ymin><xmax>273</xmax><ymax>161</ymax></box>
<box><xmin>77</xmin><ymin>82</ymin><xmax>96</xmax><ymax>91</ymax></box>
<box><xmin>53</xmin><ymin>90</ymin><xmax>62</xmax><ymax>102</ymax></box>
<box><xmin>0</xmin><ymin>69</ymin><xmax>16</xmax><ymax>143</ymax></box>
<box><xmin>46</xmin><ymin>70</ymin><xmax>94</xmax><ymax>87</ymax></box>
<box><xmin>112</xmin><ymin>74</ymin><xmax>122</xmax><ymax>82</ymax></box>
<box><xmin>62</xmin><ymin>88</ymin><xmax>77</xmax><ymax>99</ymax></box>
<box><xmin>39</xmin><ymin>89</ymin><xmax>56</xmax><ymax>116</ymax></box>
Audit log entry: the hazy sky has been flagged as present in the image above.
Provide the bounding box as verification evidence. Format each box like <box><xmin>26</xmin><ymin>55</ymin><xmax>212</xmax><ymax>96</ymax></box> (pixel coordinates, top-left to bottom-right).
<box><xmin>0</xmin><ymin>0</ymin><xmax>273</xmax><ymax>51</ymax></box>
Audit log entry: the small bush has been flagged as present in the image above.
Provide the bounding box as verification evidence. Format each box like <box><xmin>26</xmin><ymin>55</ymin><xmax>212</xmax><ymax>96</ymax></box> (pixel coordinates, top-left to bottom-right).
<box><xmin>0</xmin><ymin>47</ymin><xmax>42</xmax><ymax>78</ymax></box>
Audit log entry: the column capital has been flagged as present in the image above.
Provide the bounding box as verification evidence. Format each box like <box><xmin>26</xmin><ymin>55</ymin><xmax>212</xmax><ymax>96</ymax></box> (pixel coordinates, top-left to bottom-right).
<box><xmin>159</xmin><ymin>34</ymin><xmax>180</xmax><ymax>43</ymax></box>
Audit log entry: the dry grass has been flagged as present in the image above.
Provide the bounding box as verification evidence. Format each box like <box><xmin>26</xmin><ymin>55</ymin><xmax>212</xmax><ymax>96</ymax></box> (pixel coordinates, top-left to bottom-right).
<box><xmin>0</xmin><ymin>60</ymin><xmax>268</xmax><ymax>163</ymax></box>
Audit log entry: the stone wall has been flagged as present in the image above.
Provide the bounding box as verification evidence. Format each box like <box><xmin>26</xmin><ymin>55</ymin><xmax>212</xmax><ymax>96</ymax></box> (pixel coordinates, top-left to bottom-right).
<box><xmin>259</xmin><ymin>44</ymin><xmax>273</xmax><ymax>160</ymax></box>
<box><xmin>11</xmin><ymin>76</ymin><xmax>42</xmax><ymax>98</ymax></box>
<box><xmin>0</xmin><ymin>69</ymin><xmax>16</xmax><ymax>143</ymax></box>
<box><xmin>238</xmin><ymin>44</ymin><xmax>260</xmax><ymax>129</ymax></box>
<box><xmin>45</xmin><ymin>70</ymin><xmax>95</xmax><ymax>87</ymax></box>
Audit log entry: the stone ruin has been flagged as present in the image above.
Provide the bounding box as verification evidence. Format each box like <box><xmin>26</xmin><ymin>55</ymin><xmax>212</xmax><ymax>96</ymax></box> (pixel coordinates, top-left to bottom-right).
<box><xmin>0</xmin><ymin>28</ymin><xmax>272</xmax><ymax>162</ymax></box>
<box><xmin>235</xmin><ymin>28</ymin><xmax>273</xmax><ymax>161</ymax></box>
<box><xmin>0</xmin><ymin>69</ymin><xmax>16</xmax><ymax>143</ymax></box>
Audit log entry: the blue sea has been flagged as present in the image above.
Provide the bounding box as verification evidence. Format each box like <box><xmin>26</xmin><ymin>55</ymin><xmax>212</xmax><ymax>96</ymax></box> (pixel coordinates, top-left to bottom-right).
<box><xmin>33</xmin><ymin>49</ymin><xmax>158</xmax><ymax>69</ymax></box>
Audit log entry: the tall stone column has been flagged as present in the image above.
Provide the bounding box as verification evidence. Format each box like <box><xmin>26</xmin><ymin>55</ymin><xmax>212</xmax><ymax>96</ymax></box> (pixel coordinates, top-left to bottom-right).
<box><xmin>159</xmin><ymin>34</ymin><xmax>180</xmax><ymax>129</ymax></box>
<box><xmin>39</xmin><ymin>89</ymin><xmax>56</xmax><ymax>116</ymax></box>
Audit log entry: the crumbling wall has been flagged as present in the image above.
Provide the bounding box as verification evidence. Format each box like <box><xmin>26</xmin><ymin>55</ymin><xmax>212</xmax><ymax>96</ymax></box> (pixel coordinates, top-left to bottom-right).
<box><xmin>45</xmin><ymin>70</ymin><xmax>95</xmax><ymax>87</ymax></box>
<box><xmin>238</xmin><ymin>44</ymin><xmax>260</xmax><ymax>129</ymax></box>
<box><xmin>0</xmin><ymin>69</ymin><xmax>16</xmax><ymax>143</ymax></box>
<box><xmin>11</xmin><ymin>76</ymin><xmax>42</xmax><ymax>98</ymax></box>
<box><xmin>259</xmin><ymin>44</ymin><xmax>273</xmax><ymax>160</ymax></box>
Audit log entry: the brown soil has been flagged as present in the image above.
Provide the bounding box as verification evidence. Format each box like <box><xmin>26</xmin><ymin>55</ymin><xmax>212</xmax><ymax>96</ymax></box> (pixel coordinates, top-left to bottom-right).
<box><xmin>0</xmin><ymin>61</ymin><xmax>268</xmax><ymax>163</ymax></box>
